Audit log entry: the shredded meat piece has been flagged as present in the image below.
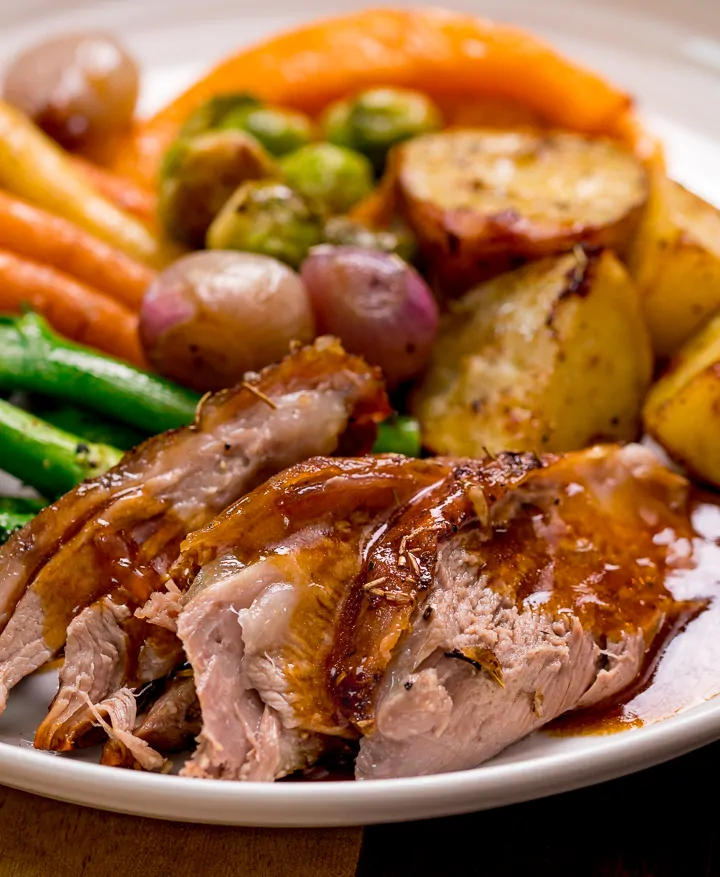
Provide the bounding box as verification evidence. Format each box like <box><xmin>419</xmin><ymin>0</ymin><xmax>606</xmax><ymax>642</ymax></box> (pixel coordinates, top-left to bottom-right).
<box><xmin>101</xmin><ymin>673</ymin><xmax>200</xmax><ymax>769</ymax></box>
<box><xmin>81</xmin><ymin>689</ymin><xmax>166</xmax><ymax>772</ymax></box>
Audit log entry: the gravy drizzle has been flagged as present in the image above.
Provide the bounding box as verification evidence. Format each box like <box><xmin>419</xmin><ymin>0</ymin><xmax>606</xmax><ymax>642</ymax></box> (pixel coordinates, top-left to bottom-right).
<box><xmin>551</xmin><ymin>491</ymin><xmax>720</xmax><ymax>735</ymax></box>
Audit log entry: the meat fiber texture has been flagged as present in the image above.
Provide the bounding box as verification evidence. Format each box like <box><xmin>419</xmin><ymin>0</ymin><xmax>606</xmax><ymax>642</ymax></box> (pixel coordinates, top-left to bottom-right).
<box><xmin>170</xmin><ymin>444</ymin><xmax>691</xmax><ymax>781</ymax></box>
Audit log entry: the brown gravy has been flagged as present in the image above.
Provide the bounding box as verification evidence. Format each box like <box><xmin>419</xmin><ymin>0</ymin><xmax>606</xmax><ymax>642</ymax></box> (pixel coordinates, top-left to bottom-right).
<box><xmin>550</xmin><ymin>490</ymin><xmax>720</xmax><ymax>735</ymax></box>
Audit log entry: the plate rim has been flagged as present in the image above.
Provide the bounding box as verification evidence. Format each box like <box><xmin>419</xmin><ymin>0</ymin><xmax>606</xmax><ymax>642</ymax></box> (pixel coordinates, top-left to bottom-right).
<box><xmin>0</xmin><ymin>694</ymin><xmax>718</xmax><ymax>825</ymax></box>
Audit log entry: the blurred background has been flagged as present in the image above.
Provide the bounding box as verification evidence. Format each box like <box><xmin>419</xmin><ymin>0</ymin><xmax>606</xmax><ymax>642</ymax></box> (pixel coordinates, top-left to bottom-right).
<box><xmin>0</xmin><ymin>0</ymin><xmax>719</xmax><ymax>193</ymax></box>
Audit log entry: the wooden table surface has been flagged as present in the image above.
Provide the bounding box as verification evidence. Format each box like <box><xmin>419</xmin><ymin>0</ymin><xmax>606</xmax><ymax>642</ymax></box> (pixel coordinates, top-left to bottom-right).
<box><xmin>1</xmin><ymin>738</ymin><xmax>717</xmax><ymax>877</ymax></box>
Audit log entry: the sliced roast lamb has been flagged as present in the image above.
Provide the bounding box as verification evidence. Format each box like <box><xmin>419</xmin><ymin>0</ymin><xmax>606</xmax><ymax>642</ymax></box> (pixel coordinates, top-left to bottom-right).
<box><xmin>170</xmin><ymin>444</ymin><xmax>692</xmax><ymax>780</ymax></box>
<box><xmin>0</xmin><ymin>338</ymin><xmax>389</xmax><ymax>747</ymax></box>
<box><xmin>355</xmin><ymin>445</ymin><xmax>688</xmax><ymax>777</ymax></box>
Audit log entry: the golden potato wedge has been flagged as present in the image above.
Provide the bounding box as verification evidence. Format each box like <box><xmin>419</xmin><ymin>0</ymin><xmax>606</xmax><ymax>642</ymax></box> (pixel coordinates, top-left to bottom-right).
<box><xmin>629</xmin><ymin>174</ymin><xmax>720</xmax><ymax>358</ymax></box>
<box><xmin>412</xmin><ymin>248</ymin><xmax>652</xmax><ymax>456</ymax></box>
<box><xmin>644</xmin><ymin>310</ymin><xmax>720</xmax><ymax>485</ymax></box>
<box><xmin>397</xmin><ymin>128</ymin><xmax>648</xmax><ymax>295</ymax></box>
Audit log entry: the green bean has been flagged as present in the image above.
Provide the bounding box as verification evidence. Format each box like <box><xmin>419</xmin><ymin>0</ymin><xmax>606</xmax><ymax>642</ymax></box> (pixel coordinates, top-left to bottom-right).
<box><xmin>0</xmin><ymin>399</ymin><xmax>122</xmax><ymax>498</ymax></box>
<box><xmin>0</xmin><ymin>313</ymin><xmax>200</xmax><ymax>433</ymax></box>
<box><xmin>0</xmin><ymin>497</ymin><xmax>45</xmax><ymax>545</ymax></box>
<box><xmin>27</xmin><ymin>396</ymin><xmax>146</xmax><ymax>450</ymax></box>
<box><xmin>373</xmin><ymin>415</ymin><xmax>422</xmax><ymax>457</ymax></box>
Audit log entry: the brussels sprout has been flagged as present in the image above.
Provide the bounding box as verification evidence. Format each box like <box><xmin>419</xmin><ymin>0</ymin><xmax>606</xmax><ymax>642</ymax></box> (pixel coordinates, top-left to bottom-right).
<box><xmin>322</xmin><ymin>87</ymin><xmax>443</xmax><ymax>169</ymax></box>
<box><xmin>176</xmin><ymin>94</ymin><xmax>315</xmax><ymax>156</ymax></box>
<box><xmin>321</xmin><ymin>101</ymin><xmax>355</xmax><ymax>151</ymax></box>
<box><xmin>178</xmin><ymin>93</ymin><xmax>259</xmax><ymax>138</ymax></box>
<box><xmin>219</xmin><ymin>104</ymin><xmax>315</xmax><ymax>156</ymax></box>
<box><xmin>158</xmin><ymin>129</ymin><xmax>278</xmax><ymax>248</ymax></box>
<box><xmin>280</xmin><ymin>143</ymin><xmax>374</xmax><ymax>215</ymax></box>
<box><xmin>207</xmin><ymin>181</ymin><xmax>324</xmax><ymax>268</ymax></box>
<box><xmin>323</xmin><ymin>216</ymin><xmax>417</xmax><ymax>262</ymax></box>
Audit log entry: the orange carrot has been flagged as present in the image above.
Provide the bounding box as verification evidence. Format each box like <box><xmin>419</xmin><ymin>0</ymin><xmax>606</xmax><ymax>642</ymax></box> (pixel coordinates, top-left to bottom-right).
<box><xmin>0</xmin><ymin>250</ymin><xmax>145</xmax><ymax>366</ymax></box>
<box><xmin>109</xmin><ymin>8</ymin><xmax>653</xmax><ymax>188</ymax></box>
<box><xmin>0</xmin><ymin>100</ymin><xmax>171</xmax><ymax>268</ymax></box>
<box><xmin>69</xmin><ymin>155</ymin><xmax>157</xmax><ymax>226</ymax></box>
<box><xmin>0</xmin><ymin>191</ymin><xmax>155</xmax><ymax>310</ymax></box>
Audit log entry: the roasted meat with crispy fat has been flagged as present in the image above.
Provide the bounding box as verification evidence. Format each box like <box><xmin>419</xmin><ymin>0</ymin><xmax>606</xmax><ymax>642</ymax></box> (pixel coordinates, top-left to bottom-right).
<box><xmin>167</xmin><ymin>444</ymin><xmax>690</xmax><ymax>780</ymax></box>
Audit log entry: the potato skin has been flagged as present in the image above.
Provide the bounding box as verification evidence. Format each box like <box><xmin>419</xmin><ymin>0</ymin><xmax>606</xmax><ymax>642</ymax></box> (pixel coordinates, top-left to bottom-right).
<box><xmin>396</xmin><ymin>128</ymin><xmax>648</xmax><ymax>296</ymax></box>
<box><xmin>412</xmin><ymin>248</ymin><xmax>652</xmax><ymax>456</ymax></box>
<box><xmin>644</xmin><ymin>311</ymin><xmax>720</xmax><ymax>486</ymax></box>
<box><xmin>629</xmin><ymin>174</ymin><xmax>720</xmax><ymax>358</ymax></box>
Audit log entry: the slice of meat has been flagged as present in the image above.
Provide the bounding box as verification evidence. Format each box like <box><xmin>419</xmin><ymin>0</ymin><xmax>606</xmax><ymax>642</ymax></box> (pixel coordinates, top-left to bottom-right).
<box><xmin>32</xmin><ymin>596</ymin><xmax>134</xmax><ymax>751</ymax></box>
<box><xmin>356</xmin><ymin>444</ymin><xmax>691</xmax><ymax>778</ymax></box>
<box><xmin>101</xmin><ymin>672</ymin><xmax>201</xmax><ymax>768</ymax></box>
<box><xmin>0</xmin><ymin>338</ymin><xmax>388</xmax><ymax>726</ymax></box>
<box><xmin>173</xmin><ymin>455</ymin><xmax>454</xmax><ymax>780</ymax></box>
<box><xmin>172</xmin><ymin>444</ymin><xmax>692</xmax><ymax>781</ymax></box>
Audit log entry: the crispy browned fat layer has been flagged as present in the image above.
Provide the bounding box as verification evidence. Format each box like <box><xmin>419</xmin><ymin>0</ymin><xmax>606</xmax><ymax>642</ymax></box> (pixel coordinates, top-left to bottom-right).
<box><xmin>330</xmin><ymin>451</ymin><xmax>543</xmax><ymax>725</ymax></box>
<box><xmin>173</xmin><ymin>455</ymin><xmax>453</xmax><ymax>736</ymax></box>
<box><xmin>331</xmin><ymin>446</ymin><xmax>687</xmax><ymax>728</ymax></box>
<box><xmin>355</xmin><ymin>444</ymin><xmax>692</xmax><ymax>779</ymax></box>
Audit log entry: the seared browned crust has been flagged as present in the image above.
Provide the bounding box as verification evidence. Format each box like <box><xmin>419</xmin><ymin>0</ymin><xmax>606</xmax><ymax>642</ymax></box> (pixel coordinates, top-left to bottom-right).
<box><xmin>173</xmin><ymin>455</ymin><xmax>449</xmax><ymax>589</ymax></box>
<box><xmin>330</xmin><ymin>452</ymin><xmax>543</xmax><ymax>725</ymax></box>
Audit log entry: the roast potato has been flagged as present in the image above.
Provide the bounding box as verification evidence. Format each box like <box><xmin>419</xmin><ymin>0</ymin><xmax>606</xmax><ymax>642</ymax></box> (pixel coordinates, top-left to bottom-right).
<box><xmin>412</xmin><ymin>248</ymin><xmax>652</xmax><ymax>456</ymax></box>
<box><xmin>396</xmin><ymin>128</ymin><xmax>648</xmax><ymax>295</ymax></box>
<box><xmin>629</xmin><ymin>174</ymin><xmax>720</xmax><ymax>358</ymax></box>
<box><xmin>643</xmin><ymin>310</ymin><xmax>720</xmax><ymax>486</ymax></box>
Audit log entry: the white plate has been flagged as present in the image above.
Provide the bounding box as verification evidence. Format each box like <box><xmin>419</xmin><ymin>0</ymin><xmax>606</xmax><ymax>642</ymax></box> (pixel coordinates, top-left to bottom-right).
<box><xmin>1</xmin><ymin>0</ymin><xmax>720</xmax><ymax>827</ymax></box>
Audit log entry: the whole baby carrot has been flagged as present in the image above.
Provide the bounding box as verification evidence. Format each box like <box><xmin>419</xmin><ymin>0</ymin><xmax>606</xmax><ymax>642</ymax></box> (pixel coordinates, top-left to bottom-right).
<box><xmin>0</xmin><ymin>99</ymin><xmax>171</xmax><ymax>267</ymax></box>
<box><xmin>69</xmin><ymin>155</ymin><xmax>158</xmax><ymax>227</ymax></box>
<box><xmin>0</xmin><ymin>250</ymin><xmax>145</xmax><ymax>366</ymax></box>
<box><xmin>0</xmin><ymin>190</ymin><xmax>154</xmax><ymax>310</ymax></box>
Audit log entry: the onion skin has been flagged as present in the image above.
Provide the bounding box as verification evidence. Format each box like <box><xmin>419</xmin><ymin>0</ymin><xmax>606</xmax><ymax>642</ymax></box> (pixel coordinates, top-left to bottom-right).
<box><xmin>3</xmin><ymin>32</ymin><xmax>139</xmax><ymax>151</ymax></box>
<box><xmin>140</xmin><ymin>251</ymin><xmax>315</xmax><ymax>392</ymax></box>
<box><xmin>301</xmin><ymin>246</ymin><xmax>438</xmax><ymax>385</ymax></box>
